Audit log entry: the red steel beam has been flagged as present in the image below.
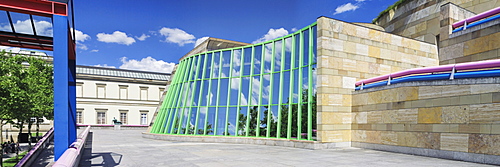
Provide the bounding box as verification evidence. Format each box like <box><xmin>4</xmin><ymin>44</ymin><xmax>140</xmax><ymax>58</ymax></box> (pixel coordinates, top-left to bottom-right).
<box><xmin>0</xmin><ymin>0</ymin><xmax>67</xmax><ymax>17</ymax></box>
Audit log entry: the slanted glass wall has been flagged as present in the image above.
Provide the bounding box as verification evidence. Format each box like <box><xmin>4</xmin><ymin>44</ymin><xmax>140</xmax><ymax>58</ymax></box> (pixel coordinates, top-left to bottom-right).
<box><xmin>151</xmin><ymin>23</ymin><xmax>317</xmax><ymax>140</ymax></box>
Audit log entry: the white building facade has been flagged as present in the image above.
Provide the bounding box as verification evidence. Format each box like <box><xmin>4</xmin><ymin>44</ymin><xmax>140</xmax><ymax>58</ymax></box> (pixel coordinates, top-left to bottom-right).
<box><xmin>76</xmin><ymin>65</ymin><xmax>170</xmax><ymax>126</ymax></box>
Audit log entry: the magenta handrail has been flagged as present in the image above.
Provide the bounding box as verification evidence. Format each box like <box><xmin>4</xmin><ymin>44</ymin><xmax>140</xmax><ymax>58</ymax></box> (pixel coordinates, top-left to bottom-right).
<box><xmin>15</xmin><ymin>128</ymin><xmax>54</xmax><ymax>167</ymax></box>
<box><xmin>52</xmin><ymin>125</ymin><xmax>91</xmax><ymax>167</ymax></box>
<box><xmin>355</xmin><ymin>59</ymin><xmax>500</xmax><ymax>86</ymax></box>
<box><xmin>452</xmin><ymin>7</ymin><xmax>500</xmax><ymax>29</ymax></box>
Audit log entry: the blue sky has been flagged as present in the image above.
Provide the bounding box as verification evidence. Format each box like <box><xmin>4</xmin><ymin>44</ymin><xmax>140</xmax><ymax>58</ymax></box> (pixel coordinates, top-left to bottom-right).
<box><xmin>1</xmin><ymin>0</ymin><xmax>399</xmax><ymax>73</ymax></box>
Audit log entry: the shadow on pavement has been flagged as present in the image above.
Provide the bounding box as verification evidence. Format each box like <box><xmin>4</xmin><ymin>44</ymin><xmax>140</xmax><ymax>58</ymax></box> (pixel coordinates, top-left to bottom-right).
<box><xmin>87</xmin><ymin>152</ymin><xmax>123</xmax><ymax>167</ymax></box>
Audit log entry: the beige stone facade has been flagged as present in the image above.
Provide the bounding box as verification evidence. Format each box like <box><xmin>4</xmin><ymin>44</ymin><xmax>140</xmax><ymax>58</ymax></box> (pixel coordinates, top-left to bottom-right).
<box><xmin>352</xmin><ymin>81</ymin><xmax>500</xmax><ymax>156</ymax></box>
<box><xmin>316</xmin><ymin>16</ymin><xmax>438</xmax><ymax>143</ymax></box>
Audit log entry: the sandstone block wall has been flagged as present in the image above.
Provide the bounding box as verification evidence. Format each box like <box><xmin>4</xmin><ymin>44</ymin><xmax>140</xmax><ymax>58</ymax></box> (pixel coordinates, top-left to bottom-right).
<box><xmin>316</xmin><ymin>16</ymin><xmax>438</xmax><ymax>143</ymax></box>
<box><xmin>439</xmin><ymin>3</ymin><xmax>500</xmax><ymax>64</ymax></box>
<box><xmin>352</xmin><ymin>81</ymin><xmax>500</xmax><ymax>156</ymax></box>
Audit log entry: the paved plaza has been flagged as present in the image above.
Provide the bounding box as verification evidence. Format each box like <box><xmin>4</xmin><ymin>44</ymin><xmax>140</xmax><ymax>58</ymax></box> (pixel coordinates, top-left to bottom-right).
<box><xmin>82</xmin><ymin>129</ymin><xmax>494</xmax><ymax>167</ymax></box>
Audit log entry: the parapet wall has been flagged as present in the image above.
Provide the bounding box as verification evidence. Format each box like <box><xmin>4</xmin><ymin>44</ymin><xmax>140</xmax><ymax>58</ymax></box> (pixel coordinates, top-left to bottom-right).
<box><xmin>374</xmin><ymin>0</ymin><xmax>499</xmax><ymax>44</ymax></box>
<box><xmin>351</xmin><ymin>78</ymin><xmax>500</xmax><ymax>164</ymax></box>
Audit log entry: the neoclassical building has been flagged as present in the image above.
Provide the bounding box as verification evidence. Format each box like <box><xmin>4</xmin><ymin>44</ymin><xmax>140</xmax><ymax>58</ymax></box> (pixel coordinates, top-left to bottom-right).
<box><xmin>76</xmin><ymin>65</ymin><xmax>170</xmax><ymax>126</ymax></box>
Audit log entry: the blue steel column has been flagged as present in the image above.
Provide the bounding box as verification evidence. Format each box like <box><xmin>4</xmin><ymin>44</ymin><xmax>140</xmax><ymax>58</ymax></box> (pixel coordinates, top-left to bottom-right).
<box><xmin>53</xmin><ymin>14</ymin><xmax>76</xmax><ymax>160</ymax></box>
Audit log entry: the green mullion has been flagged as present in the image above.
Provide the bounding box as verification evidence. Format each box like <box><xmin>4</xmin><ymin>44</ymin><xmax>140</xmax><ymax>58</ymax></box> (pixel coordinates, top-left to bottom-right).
<box><xmin>277</xmin><ymin>38</ymin><xmax>286</xmax><ymax>138</ymax></box>
<box><xmin>307</xmin><ymin>27</ymin><xmax>315</xmax><ymax>140</ymax></box>
<box><xmin>185</xmin><ymin>56</ymin><xmax>202</xmax><ymax>135</ymax></box>
<box><xmin>204</xmin><ymin>53</ymin><xmax>216</xmax><ymax>135</ymax></box>
<box><xmin>256</xmin><ymin>44</ymin><xmax>265</xmax><ymax>137</ymax></box>
<box><xmin>224</xmin><ymin>50</ymin><xmax>235</xmax><ymax>136</ymax></box>
<box><xmin>297</xmin><ymin>30</ymin><xmax>304</xmax><ymax>140</ymax></box>
<box><xmin>168</xmin><ymin>61</ymin><xmax>189</xmax><ymax>133</ymax></box>
<box><xmin>163</xmin><ymin>64</ymin><xmax>185</xmax><ymax>133</ymax></box>
<box><xmin>194</xmin><ymin>53</ymin><xmax>209</xmax><ymax>135</ymax></box>
<box><xmin>266</xmin><ymin>41</ymin><xmax>275</xmax><ymax>138</ymax></box>
<box><xmin>235</xmin><ymin>48</ymin><xmax>245</xmax><ymax>136</ymax></box>
<box><xmin>287</xmin><ymin>35</ymin><xmax>296</xmax><ymax>139</ymax></box>
<box><xmin>154</xmin><ymin>86</ymin><xmax>173</xmax><ymax>133</ymax></box>
<box><xmin>213</xmin><ymin>51</ymin><xmax>223</xmax><ymax>135</ymax></box>
<box><xmin>245</xmin><ymin>46</ymin><xmax>255</xmax><ymax>136</ymax></box>
<box><xmin>174</xmin><ymin>58</ymin><xmax>194</xmax><ymax>134</ymax></box>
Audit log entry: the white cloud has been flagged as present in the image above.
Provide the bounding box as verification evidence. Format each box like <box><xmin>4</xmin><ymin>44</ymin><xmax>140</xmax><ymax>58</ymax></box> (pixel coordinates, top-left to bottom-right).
<box><xmin>0</xmin><ymin>19</ymin><xmax>53</xmax><ymax>36</ymax></box>
<box><xmin>71</xmin><ymin>28</ymin><xmax>90</xmax><ymax>42</ymax></box>
<box><xmin>135</xmin><ymin>34</ymin><xmax>150</xmax><ymax>41</ymax></box>
<box><xmin>96</xmin><ymin>31</ymin><xmax>136</xmax><ymax>45</ymax></box>
<box><xmin>77</xmin><ymin>44</ymin><xmax>88</xmax><ymax>50</ymax></box>
<box><xmin>355</xmin><ymin>0</ymin><xmax>365</xmax><ymax>2</ymax></box>
<box><xmin>194</xmin><ymin>36</ymin><xmax>209</xmax><ymax>48</ymax></box>
<box><xmin>252</xmin><ymin>28</ymin><xmax>289</xmax><ymax>44</ymax></box>
<box><xmin>119</xmin><ymin>56</ymin><xmax>175</xmax><ymax>73</ymax></box>
<box><xmin>291</xmin><ymin>28</ymin><xmax>298</xmax><ymax>32</ymax></box>
<box><xmin>158</xmin><ymin>27</ymin><xmax>195</xmax><ymax>46</ymax></box>
<box><xmin>93</xmin><ymin>64</ymin><xmax>116</xmax><ymax>68</ymax></box>
<box><xmin>334</xmin><ymin>3</ymin><xmax>360</xmax><ymax>15</ymax></box>
<box><xmin>91</xmin><ymin>49</ymin><xmax>99</xmax><ymax>52</ymax></box>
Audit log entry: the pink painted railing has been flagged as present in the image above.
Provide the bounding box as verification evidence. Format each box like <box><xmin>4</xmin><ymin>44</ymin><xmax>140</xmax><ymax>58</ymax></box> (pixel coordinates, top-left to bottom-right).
<box><xmin>355</xmin><ymin>59</ymin><xmax>500</xmax><ymax>86</ymax></box>
<box><xmin>452</xmin><ymin>7</ymin><xmax>500</xmax><ymax>29</ymax></box>
<box><xmin>15</xmin><ymin>128</ymin><xmax>54</xmax><ymax>167</ymax></box>
<box><xmin>52</xmin><ymin>125</ymin><xmax>91</xmax><ymax>167</ymax></box>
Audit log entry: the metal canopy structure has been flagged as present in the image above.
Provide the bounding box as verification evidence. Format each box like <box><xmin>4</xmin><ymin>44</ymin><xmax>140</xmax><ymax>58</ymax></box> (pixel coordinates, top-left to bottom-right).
<box><xmin>0</xmin><ymin>0</ymin><xmax>76</xmax><ymax>160</ymax></box>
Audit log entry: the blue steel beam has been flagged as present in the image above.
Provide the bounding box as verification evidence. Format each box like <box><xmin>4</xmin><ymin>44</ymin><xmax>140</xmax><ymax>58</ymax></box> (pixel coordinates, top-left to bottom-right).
<box><xmin>53</xmin><ymin>14</ymin><xmax>76</xmax><ymax>160</ymax></box>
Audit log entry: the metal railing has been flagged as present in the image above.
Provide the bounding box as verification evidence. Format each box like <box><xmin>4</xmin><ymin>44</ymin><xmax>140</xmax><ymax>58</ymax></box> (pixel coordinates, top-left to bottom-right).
<box><xmin>355</xmin><ymin>59</ymin><xmax>500</xmax><ymax>90</ymax></box>
<box><xmin>52</xmin><ymin>125</ymin><xmax>91</xmax><ymax>167</ymax></box>
<box><xmin>15</xmin><ymin>128</ymin><xmax>54</xmax><ymax>167</ymax></box>
<box><xmin>452</xmin><ymin>6</ymin><xmax>500</xmax><ymax>32</ymax></box>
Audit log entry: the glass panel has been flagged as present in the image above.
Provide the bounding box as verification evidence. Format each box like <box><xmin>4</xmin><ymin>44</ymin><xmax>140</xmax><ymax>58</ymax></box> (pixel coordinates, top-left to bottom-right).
<box><xmin>248</xmin><ymin>106</ymin><xmax>259</xmax><ymax>136</ymax></box>
<box><xmin>228</xmin><ymin>107</ymin><xmax>237</xmax><ymax>136</ymax></box>
<box><xmin>243</xmin><ymin>47</ymin><xmax>252</xmax><ymax>76</ymax></box>
<box><xmin>303</xmin><ymin>29</ymin><xmax>310</xmax><ymax>66</ymax></box>
<box><xmin>190</xmin><ymin>57</ymin><xmax>198</xmax><ymax>81</ymax></box>
<box><xmin>274</xmin><ymin>40</ymin><xmax>282</xmax><ymax>72</ymax></box>
<box><xmin>279</xmin><ymin>104</ymin><xmax>289</xmax><ymax>138</ymax></box>
<box><xmin>302</xmin><ymin>67</ymin><xmax>309</xmax><ymax>93</ymax></box>
<box><xmin>32</xmin><ymin>15</ymin><xmax>53</xmax><ymax>37</ymax></box>
<box><xmin>229</xmin><ymin>77</ymin><xmax>240</xmax><ymax>106</ymax></box>
<box><xmin>312</xmin><ymin>64</ymin><xmax>317</xmax><ymax>94</ymax></box>
<box><xmin>251</xmin><ymin>76</ymin><xmax>260</xmax><ymax>106</ymax></box>
<box><xmin>10</xmin><ymin>12</ymin><xmax>34</xmax><ymax>35</ymax></box>
<box><xmin>197</xmin><ymin>55</ymin><xmax>205</xmax><ymax>79</ymax></box>
<box><xmin>206</xmin><ymin>107</ymin><xmax>216</xmax><ymax>135</ymax></box>
<box><xmin>272</xmin><ymin>73</ymin><xmax>280</xmax><ymax>104</ymax></box>
<box><xmin>209</xmin><ymin>79</ymin><xmax>218</xmax><ymax>106</ymax></box>
<box><xmin>216</xmin><ymin>107</ymin><xmax>227</xmax><ymax>135</ymax></box>
<box><xmin>281</xmin><ymin>71</ymin><xmax>290</xmax><ymax>104</ymax></box>
<box><xmin>270</xmin><ymin>105</ymin><xmax>279</xmax><ymax>137</ymax></box>
<box><xmin>293</xmin><ymin>69</ymin><xmax>300</xmax><ymax>103</ymax></box>
<box><xmin>187</xmin><ymin>107</ymin><xmax>197</xmax><ymax>134</ymax></box>
<box><xmin>180</xmin><ymin>108</ymin><xmax>190</xmax><ymax>134</ymax></box>
<box><xmin>294</xmin><ymin>34</ymin><xmax>300</xmax><ymax>69</ymax></box>
<box><xmin>0</xmin><ymin>11</ymin><xmax>12</xmax><ymax>32</ymax></box>
<box><xmin>253</xmin><ymin>45</ymin><xmax>262</xmax><ymax>75</ymax></box>
<box><xmin>237</xmin><ymin>107</ymin><xmax>248</xmax><ymax>136</ymax></box>
<box><xmin>219</xmin><ymin>78</ymin><xmax>229</xmax><ymax>105</ymax></box>
<box><xmin>200</xmin><ymin>80</ymin><xmax>209</xmax><ymax>106</ymax></box>
<box><xmin>264</xmin><ymin>43</ymin><xmax>272</xmax><ymax>73</ymax></box>
<box><xmin>221</xmin><ymin>50</ymin><xmax>231</xmax><ymax>78</ymax></box>
<box><xmin>312</xmin><ymin>26</ymin><xmax>317</xmax><ymax>64</ymax></box>
<box><xmin>232</xmin><ymin>49</ymin><xmax>242</xmax><ymax>77</ymax></box>
<box><xmin>261</xmin><ymin>74</ymin><xmax>270</xmax><ymax>105</ymax></box>
<box><xmin>197</xmin><ymin>107</ymin><xmax>207</xmax><ymax>134</ymax></box>
<box><xmin>212</xmin><ymin>52</ymin><xmax>221</xmax><ymax>78</ymax></box>
<box><xmin>291</xmin><ymin>103</ymin><xmax>299</xmax><ymax>138</ymax></box>
<box><xmin>204</xmin><ymin>53</ymin><xmax>213</xmax><ymax>79</ymax></box>
<box><xmin>258</xmin><ymin>106</ymin><xmax>267</xmax><ymax>137</ymax></box>
<box><xmin>240</xmin><ymin>77</ymin><xmax>250</xmax><ymax>106</ymax></box>
<box><xmin>192</xmin><ymin>80</ymin><xmax>201</xmax><ymax>106</ymax></box>
<box><xmin>284</xmin><ymin>37</ymin><xmax>292</xmax><ymax>71</ymax></box>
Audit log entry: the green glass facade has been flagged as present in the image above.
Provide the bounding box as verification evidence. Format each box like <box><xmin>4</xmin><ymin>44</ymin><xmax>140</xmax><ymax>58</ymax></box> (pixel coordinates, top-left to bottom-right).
<box><xmin>151</xmin><ymin>23</ymin><xmax>317</xmax><ymax>140</ymax></box>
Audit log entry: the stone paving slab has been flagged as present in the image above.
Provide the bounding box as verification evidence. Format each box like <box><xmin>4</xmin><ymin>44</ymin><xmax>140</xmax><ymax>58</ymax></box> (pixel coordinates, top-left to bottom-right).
<box><xmin>83</xmin><ymin>129</ymin><xmax>494</xmax><ymax>167</ymax></box>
